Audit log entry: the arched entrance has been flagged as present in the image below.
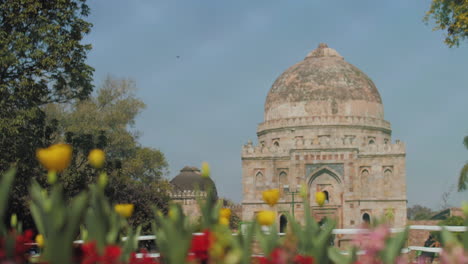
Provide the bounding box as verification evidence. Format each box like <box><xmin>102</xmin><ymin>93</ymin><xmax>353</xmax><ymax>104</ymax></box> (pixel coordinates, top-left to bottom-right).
<box><xmin>279</xmin><ymin>214</ymin><xmax>288</xmax><ymax>233</ymax></box>
<box><xmin>323</xmin><ymin>190</ymin><xmax>329</xmax><ymax>204</ymax></box>
<box><xmin>307</xmin><ymin>167</ymin><xmax>343</xmax><ymax>227</ymax></box>
<box><xmin>362</xmin><ymin>213</ymin><xmax>371</xmax><ymax>224</ymax></box>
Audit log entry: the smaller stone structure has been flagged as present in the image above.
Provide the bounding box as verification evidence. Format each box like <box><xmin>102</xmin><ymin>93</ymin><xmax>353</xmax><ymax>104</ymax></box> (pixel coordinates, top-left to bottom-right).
<box><xmin>169</xmin><ymin>166</ymin><xmax>217</xmax><ymax>220</ymax></box>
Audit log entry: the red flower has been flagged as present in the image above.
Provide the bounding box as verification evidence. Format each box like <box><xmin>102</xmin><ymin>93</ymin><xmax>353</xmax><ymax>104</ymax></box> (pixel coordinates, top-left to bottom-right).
<box><xmin>81</xmin><ymin>242</ymin><xmax>100</xmax><ymax>264</ymax></box>
<box><xmin>80</xmin><ymin>242</ymin><xmax>122</xmax><ymax>264</ymax></box>
<box><xmin>103</xmin><ymin>245</ymin><xmax>121</xmax><ymax>264</ymax></box>
<box><xmin>188</xmin><ymin>230</ymin><xmax>213</xmax><ymax>262</ymax></box>
<box><xmin>0</xmin><ymin>229</ymin><xmax>34</xmax><ymax>263</ymax></box>
<box><xmin>254</xmin><ymin>248</ymin><xmax>288</xmax><ymax>264</ymax></box>
<box><xmin>254</xmin><ymin>256</ymin><xmax>269</xmax><ymax>264</ymax></box>
<box><xmin>294</xmin><ymin>255</ymin><xmax>315</xmax><ymax>264</ymax></box>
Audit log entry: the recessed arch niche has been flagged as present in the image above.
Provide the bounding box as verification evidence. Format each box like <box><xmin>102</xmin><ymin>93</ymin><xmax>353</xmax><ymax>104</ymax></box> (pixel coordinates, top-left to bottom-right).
<box><xmin>308</xmin><ymin>167</ymin><xmax>343</xmax><ymax>206</ymax></box>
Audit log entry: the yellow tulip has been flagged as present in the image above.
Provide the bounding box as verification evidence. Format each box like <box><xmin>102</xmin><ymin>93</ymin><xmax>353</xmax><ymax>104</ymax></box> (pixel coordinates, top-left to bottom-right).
<box><xmin>262</xmin><ymin>189</ymin><xmax>280</xmax><ymax>207</ymax></box>
<box><xmin>315</xmin><ymin>191</ymin><xmax>326</xmax><ymax>207</ymax></box>
<box><xmin>220</xmin><ymin>208</ymin><xmax>232</xmax><ymax>219</ymax></box>
<box><xmin>114</xmin><ymin>204</ymin><xmax>134</xmax><ymax>218</ymax></box>
<box><xmin>219</xmin><ymin>216</ymin><xmax>230</xmax><ymax>226</ymax></box>
<box><xmin>201</xmin><ymin>162</ymin><xmax>210</xmax><ymax>178</ymax></box>
<box><xmin>36</xmin><ymin>143</ymin><xmax>72</xmax><ymax>172</ymax></box>
<box><xmin>256</xmin><ymin>210</ymin><xmax>276</xmax><ymax>226</ymax></box>
<box><xmin>88</xmin><ymin>149</ymin><xmax>105</xmax><ymax>168</ymax></box>
<box><xmin>35</xmin><ymin>234</ymin><xmax>44</xmax><ymax>248</ymax></box>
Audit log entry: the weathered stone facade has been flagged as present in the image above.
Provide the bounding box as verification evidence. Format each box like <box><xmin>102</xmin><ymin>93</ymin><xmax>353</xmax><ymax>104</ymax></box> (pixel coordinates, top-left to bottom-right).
<box><xmin>241</xmin><ymin>44</ymin><xmax>407</xmax><ymax>237</ymax></box>
<box><xmin>170</xmin><ymin>166</ymin><xmax>216</xmax><ymax>221</ymax></box>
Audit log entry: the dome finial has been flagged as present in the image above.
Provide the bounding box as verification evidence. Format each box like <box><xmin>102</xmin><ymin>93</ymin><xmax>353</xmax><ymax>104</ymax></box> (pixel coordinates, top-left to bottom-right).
<box><xmin>318</xmin><ymin>43</ymin><xmax>328</xmax><ymax>48</ymax></box>
<box><xmin>305</xmin><ymin>43</ymin><xmax>342</xmax><ymax>60</ymax></box>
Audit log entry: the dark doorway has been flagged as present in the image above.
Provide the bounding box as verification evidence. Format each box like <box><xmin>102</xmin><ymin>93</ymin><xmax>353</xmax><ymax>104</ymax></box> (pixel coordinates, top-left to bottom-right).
<box><xmin>323</xmin><ymin>191</ymin><xmax>329</xmax><ymax>204</ymax></box>
<box><xmin>318</xmin><ymin>217</ymin><xmax>328</xmax><ymax>227</ymax></box>
<box><xmin>362</xmin><ymin>213</ymin><xmax>371</xmax><ymax>224</ymax></box>
<box><xmin>279</xmin><ymin>214</ymin><xmax>288</xmax><ymax>233</ymax></box>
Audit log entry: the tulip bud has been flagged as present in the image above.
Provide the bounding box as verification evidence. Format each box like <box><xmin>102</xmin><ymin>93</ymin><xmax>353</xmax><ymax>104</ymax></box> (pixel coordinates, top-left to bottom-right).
<box><xmin>10</xmin><ymin>214</ymin><xmax>17</xmax><ymax>228</ymax></box>
<box><xmin>114</xmin><ymin>204</ymin><xmax>134</xmax><ymax>218</ymax></box>
<box><xmin>36</xmin><ymin>143</ymin><xmax>72</xmax><ymax>172</ymax></box>
<box><xmin>256</xmin><ymin>210</ymin><xmax>276</xmax><ymax>226</ymax></box>
<box><xmin>201</xmin><ymin>162</ymin><xmax>210</xmax><ymax>178</ymax></box>
<box><xmin>98</xmin><ymin>173</ymin><xmax>108</xmax><ymax>189</ymax></box>
<box><xmin>262</xmin><ymin>189</ymin><xmax>280</xmax><ymax>207</ymax></box>
<box><xmin>88</xmin><ymin>149</ymin><xmax>105</xmax><ymax>168</ymax></box>
<box><xmin>315</xmin><ymin>191</ymin><xmax>326</xmax><ymax>207</ymax></box>
<box><xmin>219</xmin><ymin>217</ymin><xmax>230</xmax><ymax>226</ymax></box>
<box><xmin>35</xmin><ymin>234</ymin><xmax>45</xmax><ymax>248</ymax></box>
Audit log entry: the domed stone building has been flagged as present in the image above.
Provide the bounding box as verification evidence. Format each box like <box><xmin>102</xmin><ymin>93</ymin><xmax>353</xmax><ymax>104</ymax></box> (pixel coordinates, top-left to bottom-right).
<box><xmin>241</xmin><ymin>44</ymin><xmax>407</xmax><ymax>238</ymax></box>
<box><xmin>170</xmin><ymin>166</ymin><xmax>217</xmax><ymax>218</ymax></box>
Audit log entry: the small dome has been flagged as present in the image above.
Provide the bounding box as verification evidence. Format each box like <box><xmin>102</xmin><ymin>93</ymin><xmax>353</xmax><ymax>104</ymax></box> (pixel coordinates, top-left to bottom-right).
<box><xmin>170</xmin><ymin>166</ymin><xmax>217</xmax><ymax>196</ymax></box>
<box><xmin>264</xmin><ymin>43</ymin><xmax>384</xmax><ymax>121</ymax></box>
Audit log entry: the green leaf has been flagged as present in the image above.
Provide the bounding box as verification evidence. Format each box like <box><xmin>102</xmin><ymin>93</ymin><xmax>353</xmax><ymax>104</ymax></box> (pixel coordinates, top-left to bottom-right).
<box><xmin>0</xmin><ymin>168</ymin><xmax>16</xmax><ymax>233</ymax></box>
<box><xmin>381</xmin><ymin>227</ymin><xmax>408</xmax><ymax>264</ymax></box>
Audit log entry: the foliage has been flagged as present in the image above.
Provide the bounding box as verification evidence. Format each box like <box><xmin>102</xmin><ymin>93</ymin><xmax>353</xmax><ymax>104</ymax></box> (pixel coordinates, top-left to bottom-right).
<box><xmin>0</xmin><ymin>0</ymin><xmax>94</xmax><ymax>229</ymax></box>
<box><xmin>407</xmin><ymin>205</ymin><xmax>435</xmax><ymax>220</ymax></box>
<box><xmin>29</xmin><ymin>181</ymin><xmax>88</xmax><ymax>264</ymax></box>
<box><xmin>436</xmin><ymin>216</ymin><xmax>466</xmax><ymax>241</ymax></box>
<box><xmin>437</xmin><ymin>214</ymin><xmax>468</xmax><ymax>262</ymax></box>
<box><xmin>42</xmin><ymin>77</ymin><xmax>170</xmax><ymax>230</ymax></box>
<box><xmin>1</xmin><ymin>155</ymin><xmax>468</xmax><ymax>263</ymax></box>
<box><xmin>424</xmin><ymin>0</ymin><xmax>468</xmax><ymax>47</ymax></box>
<box><xmin>43</xmin><ymin>76</ymin><xmax>168</xmax><ymax>187</ymax></box>
<box><xmin>458</xmin><ymin>135</ymin><xmax>468</xmax><ymax>191</ymax></box>
<box><xmin>106</xmin><ymin>174</ymin><xmax>170</xmax><ymax>233</ymax></box>
<box><xmin>221</xmin><ymin>198</ymin><xmax>241</xmax><ymax>230</ymax></box>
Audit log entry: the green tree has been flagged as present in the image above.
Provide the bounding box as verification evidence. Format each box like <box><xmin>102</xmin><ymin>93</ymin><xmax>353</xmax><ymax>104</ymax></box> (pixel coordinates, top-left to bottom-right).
<box><xmin>44</xmin><ymin>76</ymin><xmax>168</xmax><ymax>184</ymax></box>
<box><xmin>425</xmin><ymin>0</ymin><xmax>468</xmax><ymax>47</ymax></box>
<box><xmin>44</xmin><ymin>76</ymin><xmax>170</xmax><ymax>231</ymax></box>
<box><xmin>407</xmin><ymin>205</ymin><xmax>435</xmax><ymax>220</ymax></box>
<box><xmin>0</xmin><ymin>0</ymin><xmax>94</xmax><ymax>228</ymax></box>
<box><xmin>458</xmin><ymin>135</ymin><xmax>468</xmax><ymax>191</ymax></box>
<box><xmin>432</xmin><ymin>216</ymin><xmax>465</xmax><ymax>242</ymax></box>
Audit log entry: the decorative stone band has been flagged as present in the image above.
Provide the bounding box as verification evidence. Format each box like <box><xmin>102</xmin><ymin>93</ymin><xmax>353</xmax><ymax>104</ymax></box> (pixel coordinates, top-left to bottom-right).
<box><xmin>242</xmin><ymin>140</ymin><xmax>405</xmax><ymax>158</ymax></box>
<box><xmin>169</xmin><ymin>190</ymin><xmax>207</xmax><ymax>199</ymax></box>
<box><xmin>257</xmin><ymin>115</ymin><xmax>391</xmax><ymax>135</ymax></box>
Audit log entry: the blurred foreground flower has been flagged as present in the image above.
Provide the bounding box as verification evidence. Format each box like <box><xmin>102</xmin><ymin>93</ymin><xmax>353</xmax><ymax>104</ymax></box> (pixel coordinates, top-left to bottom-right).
<box><xmin>88</xmin><ymin>149</ymin><xmax>105</xmax><ymax>168</ymax></box>
<box><xmin>35</xmin><ymin>234</ymin><xmax>44</xmax><ymax>248</ymax></box>
<box><xmin>220</xmin><ymin>208</ymin><xmax>231</xmax><ymax>218</ymax></box>
<box><xmin>315</xmin><ymin>191</ymin><xmax>326</xmax><ymax>207</ymax></box>
<box><xmin>219</xmin><ymin>208</ymin><xmax>231</xmax><ymax>226</ymax></box>
<box><xmin>219</xmin><ymin>217</ymin><xmax>229</xmax><ymax>226</ymax></box>
<box><xmin>114</xmin><ymin>204</ymin><xmax>134</xmax><ymax>218</ymax></box>
<box><xmin>256</xmin><ymin>210</ymin><xmax>276</xmax><ymax>226</ymax></box>
<box><xmin>189</xmin><ymin>230</ymin><xmax>213</xmax><ymax>262</ymax></box>
<box><xmin>201</xmin><ymin>162</ymin><xmax>210</xmax><ymax>178</ymax></box>
<box><xmin>36</xmin><ymin>143</ymin><xmax>72</xmax><ymax>172</ymax></box>
<box><xmin>262</xmin><ymin>189</ymin><xmax>280</xmax><ymax>207</ymax></box>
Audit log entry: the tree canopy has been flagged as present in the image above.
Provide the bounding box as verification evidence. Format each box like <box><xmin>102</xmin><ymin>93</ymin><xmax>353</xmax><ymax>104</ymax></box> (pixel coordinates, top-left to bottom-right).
<box><xmin>44</xmin><ymin>76</ymin><xmax>169</xmax><ymax>185</ymax></box>
<box><xmin>43</xmin><ymin>76</ymin><xmax>170</xmax><ymax>231</ymax></box>
<box><xmin>458</xmin><ymin>135</ymin><xmax>468</xmax><ymax>191</ymax></box>
<box><xmin>0</xmin><ymin>0</ymin><xmax>94</xmax><ymax>228</ymax></box>
<box><xmin>407</xmin><ymin>205</ymin><xmax>435</xmax><ymax>220</ymax></box>
<box><xmin>425</xmin><ymin>0</ymin><xmax>468</xmax><ymax>47</ymax></box>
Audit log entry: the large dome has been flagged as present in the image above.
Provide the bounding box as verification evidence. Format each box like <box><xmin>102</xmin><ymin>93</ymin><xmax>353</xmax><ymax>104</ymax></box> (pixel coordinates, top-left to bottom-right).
<box><xmin>264</xmin><ymin>43</ymin><xmax>384</xmax><ymax>122</ymax></box>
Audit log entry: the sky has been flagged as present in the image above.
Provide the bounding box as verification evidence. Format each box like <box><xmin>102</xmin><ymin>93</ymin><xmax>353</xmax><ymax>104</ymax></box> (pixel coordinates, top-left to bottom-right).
<box><xmin>84</xmin><ymin>0</ymin><xmax>467</xmax><ymax>209</ymax></box>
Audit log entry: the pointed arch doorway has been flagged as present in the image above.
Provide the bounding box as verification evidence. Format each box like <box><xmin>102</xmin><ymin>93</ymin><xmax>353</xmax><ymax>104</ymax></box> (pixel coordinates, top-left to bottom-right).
<box><xmin>279</xmin><ymin>214</ymin><xmax>288</xmax><ymax>233</ymax></box>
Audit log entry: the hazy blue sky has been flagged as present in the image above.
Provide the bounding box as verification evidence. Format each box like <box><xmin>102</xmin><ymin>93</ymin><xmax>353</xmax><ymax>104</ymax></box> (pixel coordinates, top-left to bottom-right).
<box><xmin>84</xmin><ymin>1</ymin><xmax>467</xmax><ymax>209</ymax></box>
